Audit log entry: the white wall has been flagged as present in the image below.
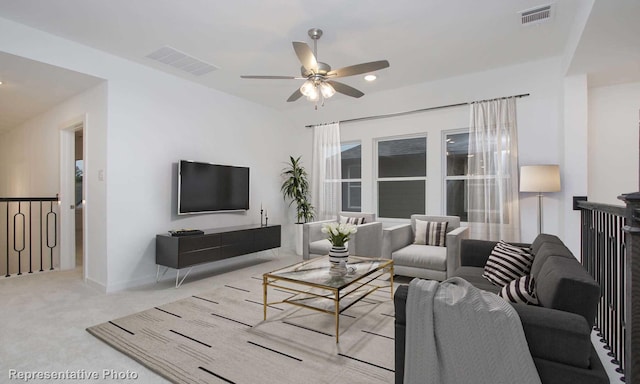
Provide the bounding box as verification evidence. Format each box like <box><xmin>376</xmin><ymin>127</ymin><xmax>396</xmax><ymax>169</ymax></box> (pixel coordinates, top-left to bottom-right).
<box><xmin>0</xmin><ymin>17</ymin><xmax>302</xmax><ymax>292</ymax></box>
<box><xmin>561</xmin><ymin>75</ymin><xmax>589</xmax><ymax>256</ymax></box>
<box><xmin>0</xmin><ymin>83</ymin><xmax>108</xmax><ymax>285</ymax></box>
<box><xmin>286</xmin><ymin>58</ymin><xmax>566</xmax><ymax>244</ymax></box>
<box><xmin>105</xmin><ymin>77</ymin><xmax>299</xmax><ymax>290</ymax></box>
<box><xmin>588</xmin><ymin>81</ymin><xmax>640</xmax><ymax>204</ymax></box>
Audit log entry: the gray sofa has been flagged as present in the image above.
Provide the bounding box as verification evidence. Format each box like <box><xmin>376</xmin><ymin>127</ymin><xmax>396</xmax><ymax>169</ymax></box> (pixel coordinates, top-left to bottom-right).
<box><xmin>382</xmin><ymin>215</ymin><xmax>468</xmax><ymax>280</ymax></box>
<box><xmin>394</xmin><ymin>234</ymin><xmax>609</xmax><ymax>384</ymax></box>
<box><xmin>302</xmin><ymin>212</ymin><xmax>382</xmax><ymax>260</ymax></box>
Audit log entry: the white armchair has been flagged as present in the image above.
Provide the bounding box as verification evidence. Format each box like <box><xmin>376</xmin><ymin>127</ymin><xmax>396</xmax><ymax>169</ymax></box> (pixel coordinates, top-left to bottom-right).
<box><xmin>382</xmin><ymin>214</ymin><xmax>468</xmax><ymax>280</ymax></box>
<box><xmin>302</xmin><ymin>212</ymin><xmax>383</xmax><ymax>260</ymax></box>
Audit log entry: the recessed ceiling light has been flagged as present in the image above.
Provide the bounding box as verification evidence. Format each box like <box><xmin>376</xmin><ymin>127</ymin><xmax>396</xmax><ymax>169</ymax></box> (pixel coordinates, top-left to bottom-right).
<box><xmin>0</xmin><ymin>81</ymin><xmax>3</xmax><ymax>85</ymax></box>
<box><xmin>364</xmin><ymin>74</ymin><xmax>377</xmax><ymax>82</ymax></box>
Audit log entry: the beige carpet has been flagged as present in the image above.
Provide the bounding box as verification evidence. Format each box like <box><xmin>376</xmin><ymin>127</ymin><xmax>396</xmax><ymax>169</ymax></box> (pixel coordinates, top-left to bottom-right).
<box><xmin>87</xmin><ymin>275</ymin><xmax>396</xmax><ymax>384</ymax></box>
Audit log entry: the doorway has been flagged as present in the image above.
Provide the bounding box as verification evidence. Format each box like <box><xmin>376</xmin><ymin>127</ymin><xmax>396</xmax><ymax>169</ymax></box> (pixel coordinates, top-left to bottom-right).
<box><xmin>74</xmin><ymin>130</ymin><xmax>84</xmax><ymax>268</ymax></box>
<box><xmin>59</xmin><ymin>119</ymin><xmax>86</xmax><ymax>276</ymax></box>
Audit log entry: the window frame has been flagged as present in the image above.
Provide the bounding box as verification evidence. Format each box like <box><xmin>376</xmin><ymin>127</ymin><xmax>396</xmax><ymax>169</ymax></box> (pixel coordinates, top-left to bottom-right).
<box><xmin>374</xmin><ymin>133</ymin><xmax>428</xmax><ymax>219</ymax></box>
<box><xmin>442</xmin><ymin>129</ymin><xmax>470</xmax><ymax>222</ymax></box>
<box><xmin>340</xmin><ymin>141</ymin><xmax>362</xmax><ymax>212</ymax></box>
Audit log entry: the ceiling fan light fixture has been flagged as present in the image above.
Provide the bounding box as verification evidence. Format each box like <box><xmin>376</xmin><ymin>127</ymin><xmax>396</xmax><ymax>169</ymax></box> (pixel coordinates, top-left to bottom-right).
<box><xmin>306</xmin><ymin>90</ymin><xmax>320</xmax><ymax>102</ymax></box>
<box><xmin>319</xmin><ymin>82</ymin><xmax>336</xmax><ymax>98</ymax></box>
<box><xmin>300</xmin><ymin>79</ymin><xmax>316</xmax><ymax>97</ymax></box>
<box><xmin>240</xmin><ymin>27</ymin><xmax>390</xmax><ymax>108</ymax></box>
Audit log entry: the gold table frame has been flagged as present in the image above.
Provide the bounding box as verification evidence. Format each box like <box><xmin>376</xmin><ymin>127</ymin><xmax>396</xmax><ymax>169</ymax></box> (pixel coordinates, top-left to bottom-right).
<box><xmin>262</xmin><ymin>256</ymin><xmax>394</xmax><ymax>343</ymax></box>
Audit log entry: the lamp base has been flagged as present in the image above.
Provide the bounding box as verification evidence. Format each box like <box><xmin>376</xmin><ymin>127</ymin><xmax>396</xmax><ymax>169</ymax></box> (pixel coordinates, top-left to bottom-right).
<box><xmin>537</xmin><ymin>192</ymin><xmax>544</xmax><ymax>235</ymax></box>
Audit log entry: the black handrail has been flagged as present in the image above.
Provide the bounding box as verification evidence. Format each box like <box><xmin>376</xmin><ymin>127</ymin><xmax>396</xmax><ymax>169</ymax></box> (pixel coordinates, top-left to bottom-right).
<box><xmin>1</xmin><ymin>197</ymin><xmax>59</xmax><ymax>277</ymax></box>
<box><xmin>0</xmin><ymin>197</ymin><xmax>59</xmax><ymax>202</ymax></box>
<box><xmin>578</xmin><ymin>201</ymin><xmax>626</xmax><ymax>217</ymax></box>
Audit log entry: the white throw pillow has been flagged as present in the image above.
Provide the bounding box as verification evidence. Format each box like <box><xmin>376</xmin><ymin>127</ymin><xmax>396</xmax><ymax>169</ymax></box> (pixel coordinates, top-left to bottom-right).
<box><xmin>414</xmin><ymin>220</ymin><xmax>448</xmax><ymax>247</ymax></box>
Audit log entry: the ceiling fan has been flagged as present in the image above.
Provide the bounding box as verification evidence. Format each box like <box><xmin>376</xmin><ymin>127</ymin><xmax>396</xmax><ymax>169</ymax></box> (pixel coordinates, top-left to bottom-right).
<box><xmin>240</xmin><ymin>28</ymin><xmax>390</xmax><ymax>108</ymax></box>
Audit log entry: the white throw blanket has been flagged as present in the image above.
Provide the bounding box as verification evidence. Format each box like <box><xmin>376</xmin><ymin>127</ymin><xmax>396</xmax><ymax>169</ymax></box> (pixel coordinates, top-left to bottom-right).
<box><xmin>404</xmin><ymin>277</ymin><xmax>541</xmax><ymax>384</ymax></box>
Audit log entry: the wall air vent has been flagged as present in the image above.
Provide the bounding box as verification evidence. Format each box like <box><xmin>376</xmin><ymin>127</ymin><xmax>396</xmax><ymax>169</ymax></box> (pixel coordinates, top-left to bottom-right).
<box><xmin>146</xmin><ymin>46</ymin><xmax>218</xmax><ymax>76</ymax></box>
<box><xmin>519</xmin><ymin>4</ymin><xmax>552</xmax><ymax>26</ymax></box>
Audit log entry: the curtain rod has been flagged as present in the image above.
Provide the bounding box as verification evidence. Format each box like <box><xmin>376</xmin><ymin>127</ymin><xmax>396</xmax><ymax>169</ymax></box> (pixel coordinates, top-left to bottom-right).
<box><xmin>305</xmin><ymin>93</ymin><xmax>530</xmax><ymax>128</ymax></box>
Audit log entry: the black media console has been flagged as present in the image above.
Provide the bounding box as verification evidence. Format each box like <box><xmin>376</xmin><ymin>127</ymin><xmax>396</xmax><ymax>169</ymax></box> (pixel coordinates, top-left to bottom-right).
<box><xmin>156</xmin><ymin>224</ymin><xmax>281</xmax><ymax>287</ymax></box>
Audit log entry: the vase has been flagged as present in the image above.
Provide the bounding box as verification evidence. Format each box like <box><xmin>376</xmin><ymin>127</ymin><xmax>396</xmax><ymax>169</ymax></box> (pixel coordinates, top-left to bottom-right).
<box><xmin>329</xmin><ymin>245</ymin><xmax>348</xmax><ymax>276</ymax></box>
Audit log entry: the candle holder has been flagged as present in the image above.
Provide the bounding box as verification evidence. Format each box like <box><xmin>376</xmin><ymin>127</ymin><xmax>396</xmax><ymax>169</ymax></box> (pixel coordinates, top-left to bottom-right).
<box><xmin>260</xmin><ymin>208</ymin><xmax>264</xmax><ymax>227</ymax></box>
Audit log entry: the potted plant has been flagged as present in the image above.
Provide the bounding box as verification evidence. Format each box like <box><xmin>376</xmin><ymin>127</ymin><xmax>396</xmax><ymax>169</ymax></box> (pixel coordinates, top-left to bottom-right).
<box><xmin>281</xmin><ymin>155</ymin><xmax>314</xmax><ymax>255</ymax></box>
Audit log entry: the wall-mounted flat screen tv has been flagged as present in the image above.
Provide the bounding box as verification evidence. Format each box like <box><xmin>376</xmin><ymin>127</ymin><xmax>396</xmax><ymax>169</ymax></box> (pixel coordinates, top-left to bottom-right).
<box><xmin>178</xmin><ymin>160</ymin><xmax>249</xmax><ymax>215</ymax></box>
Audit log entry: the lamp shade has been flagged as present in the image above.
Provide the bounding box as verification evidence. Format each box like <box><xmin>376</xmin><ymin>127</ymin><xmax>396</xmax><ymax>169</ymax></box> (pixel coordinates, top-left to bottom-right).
<box><xmin>520</xmin><ymin>165</ymin><xmax>561</xmax><ymax>192</ymax></box>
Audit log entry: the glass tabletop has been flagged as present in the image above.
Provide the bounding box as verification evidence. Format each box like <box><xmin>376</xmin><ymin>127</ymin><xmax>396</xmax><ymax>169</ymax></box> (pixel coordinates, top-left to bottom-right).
<box><xmin>264</xmin><ymin>255</ymin><xmax>392</xmax><ymax>290</ymax></box>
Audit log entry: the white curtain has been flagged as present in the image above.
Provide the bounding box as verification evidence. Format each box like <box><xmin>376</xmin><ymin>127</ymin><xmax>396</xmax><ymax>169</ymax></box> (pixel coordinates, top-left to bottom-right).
<box><xmin>311</xmin><ymin>123</ymin><xmax>342</xmax><ymax>221</ymax></box>
<box><xmin>467</xmin><ymin>98</ymin><xmax>520</xmax><ymax>241</ymax></box>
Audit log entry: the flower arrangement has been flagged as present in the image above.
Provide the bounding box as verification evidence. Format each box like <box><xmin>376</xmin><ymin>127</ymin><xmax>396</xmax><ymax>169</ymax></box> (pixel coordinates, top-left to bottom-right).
<box><xmin>321</xmin><ymin>222</ymin><xmax>358</xmax><ymax>247</ymax></box>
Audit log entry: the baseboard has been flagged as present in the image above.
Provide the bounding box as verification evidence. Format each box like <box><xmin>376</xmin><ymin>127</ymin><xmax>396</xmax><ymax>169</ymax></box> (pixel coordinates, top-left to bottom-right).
<box><xmin>105</xmin><ymin>274</ymin><xmax>158</xmax><ymax>293</ymax></box>
<box><xmin>84</xmin><ymin>276</ymin><xmax>107</xmax><ymax>293</ymax></box>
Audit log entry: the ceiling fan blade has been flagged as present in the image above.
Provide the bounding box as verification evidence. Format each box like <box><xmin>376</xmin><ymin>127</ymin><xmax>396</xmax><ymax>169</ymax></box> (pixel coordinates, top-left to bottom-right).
<box><xmin>287</xmin><ymin>88</ymin><xmax>303</xmax><ymax>102</ymax></box>
<box><xmin>292</xmin><ymin>42</ymin><xmax>318</xmax><ymax>72</ymax></box>
<box><xmin>240</xmin><ymin>75</ymin><xmax>299</xmax><ymax>79</ymax></box>
<box><xmin>327</xmin><ymin>60</ymin><xmax>390</xmax><ymax>78</ymax></box>
<box><xmin>327</xmin><ymin>81</ymin><xmax>364</xmax><ymax>98</ymax></box>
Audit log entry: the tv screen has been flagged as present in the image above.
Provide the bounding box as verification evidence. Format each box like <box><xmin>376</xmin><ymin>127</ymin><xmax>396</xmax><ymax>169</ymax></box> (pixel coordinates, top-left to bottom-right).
<box><xmin>178</xmin><ymin>160</ymin><xmax>249</xmax><ymax>215</ymax></box>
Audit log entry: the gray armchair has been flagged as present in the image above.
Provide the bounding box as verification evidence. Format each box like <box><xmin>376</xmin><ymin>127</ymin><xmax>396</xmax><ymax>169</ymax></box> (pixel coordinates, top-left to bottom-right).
<box><xmin>382</xmin><ymin>214</ymin><xmax>468</xmax><ymax>280</ymax></box>
<box><xmin>302</xmin><ymin>212</ymin><xmax>383</xmax><ymax>260</ymax></box>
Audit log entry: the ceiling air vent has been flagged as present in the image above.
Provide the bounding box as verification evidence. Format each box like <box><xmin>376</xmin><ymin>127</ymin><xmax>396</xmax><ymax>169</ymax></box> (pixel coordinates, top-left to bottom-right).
<box><xmin>146</xmin><ymin>46</ymin><xmax>218</xmax><ymax>76</ymax></box>
<box><xmin>519</xmin><ymin>4</ymin><xmax>552</xmax><ymax>26</ymax></box>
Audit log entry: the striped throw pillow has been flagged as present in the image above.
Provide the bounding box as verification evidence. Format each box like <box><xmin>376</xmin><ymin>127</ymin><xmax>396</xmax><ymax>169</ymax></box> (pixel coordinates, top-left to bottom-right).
<box><xmin>414</xmin><ymin>220</ymin><xmax>448</xmax><ymax>247</ymax></box>
<box><xmin>500</xmin><ymin>275</ymin><xmax>539</xmax><ymax>305</ymax></box>
<box><xmin>340</xmin><ymin>215</ymin><xmax>366</xmax><ymax>225</ymax></box>
<box><xmin>483</xmin><ymin>241</ymin><xmax>535</xmax><ymax>287</ymax></box>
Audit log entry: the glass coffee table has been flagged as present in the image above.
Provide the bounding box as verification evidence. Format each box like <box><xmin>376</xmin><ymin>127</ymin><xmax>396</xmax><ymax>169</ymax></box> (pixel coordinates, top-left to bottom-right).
<box><xmin>262</xmin><ymin>255</ymin><xmax>394</xmax><ymax>342</ymax></box>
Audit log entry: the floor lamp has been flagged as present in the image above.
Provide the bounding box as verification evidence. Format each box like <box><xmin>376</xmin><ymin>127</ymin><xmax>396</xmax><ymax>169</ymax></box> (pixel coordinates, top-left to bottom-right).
<box><xmin>520</xmin><ymin>165</ymin><xmax>561</xmax><ymax>234</ymax></box>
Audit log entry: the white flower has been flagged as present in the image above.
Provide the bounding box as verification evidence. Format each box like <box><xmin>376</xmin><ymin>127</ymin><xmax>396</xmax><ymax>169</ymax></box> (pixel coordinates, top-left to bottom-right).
<box><xmin>322</xmin><ymin>221</ymin><xmax>357</xmax><ymax>246</ymax></box>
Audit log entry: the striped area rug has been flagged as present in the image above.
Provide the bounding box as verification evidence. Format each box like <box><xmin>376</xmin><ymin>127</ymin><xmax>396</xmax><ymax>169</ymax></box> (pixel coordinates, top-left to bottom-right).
<box><xmin>87</xmin><ymin>276</ymin><xmax>396</xmax><ymax>384</ymax></box>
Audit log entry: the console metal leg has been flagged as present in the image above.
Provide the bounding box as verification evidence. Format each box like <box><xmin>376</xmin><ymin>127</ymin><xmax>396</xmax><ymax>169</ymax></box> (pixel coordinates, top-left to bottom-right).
<box><xmin>156</xmin><ymin>265</ymin><xmax>169</xmax><ymax>283</ymax></box>
<box><xmin>175</xmin><ymin>267</ymin><xmax>193</xmax><ymax>288</ymax></box>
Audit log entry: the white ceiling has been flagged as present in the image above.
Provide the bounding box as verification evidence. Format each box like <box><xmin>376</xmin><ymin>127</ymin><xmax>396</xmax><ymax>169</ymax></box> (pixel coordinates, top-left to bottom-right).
<box><xmin>566</xmin><ymin>0</ymin><xmax>640</xmax><ymax>87</ymax></box>
<box><xmin>0</xmin><ymin>0</ymin><xmax>638</xmax><ymax>131</ymax></box>
<box><xmin>0</xmin><ymin>51</ymin><xmax>103</xmax><ymax>132</ymax></box>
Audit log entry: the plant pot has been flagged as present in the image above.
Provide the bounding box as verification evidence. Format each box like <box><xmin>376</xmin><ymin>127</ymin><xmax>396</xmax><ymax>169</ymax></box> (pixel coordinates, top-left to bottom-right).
<box><xmin>295</xmin><ymin>223</ymin><xmax>304</xmax><ymax>256</ymax></box>
<box><xmin>329</xmin><ymin>245</ymin><xmax>348</xmax><ymax>276</ymax></box>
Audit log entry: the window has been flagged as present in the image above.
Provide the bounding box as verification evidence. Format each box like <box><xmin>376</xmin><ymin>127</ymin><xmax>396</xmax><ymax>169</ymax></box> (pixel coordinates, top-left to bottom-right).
<box><xmin>376</xmin><ymin>136</ymin><xmax>427</xmax><ymax>218</ymax></box>
<box><xmin>444</xmin><ymin>131</ymin><xmax>512</xmax><ymax>223</ymax></box>
<box><xmin>341</xmin><ymin>142</ymin><xmax>362</xmax><ymax>212</ymax></box>
<box><xmin>444</xmin><ymin>131</ymin><xmax>470</xmax><ymax>222</ymax></box>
